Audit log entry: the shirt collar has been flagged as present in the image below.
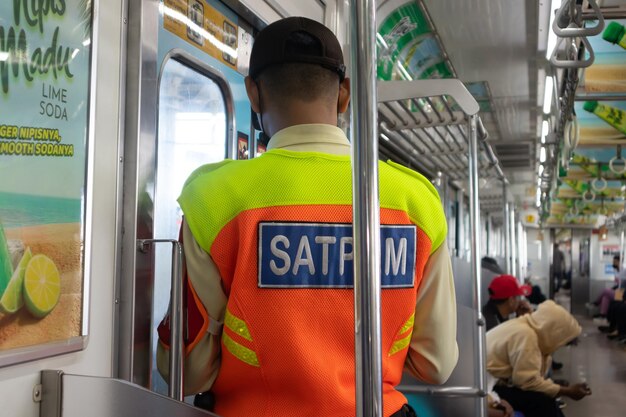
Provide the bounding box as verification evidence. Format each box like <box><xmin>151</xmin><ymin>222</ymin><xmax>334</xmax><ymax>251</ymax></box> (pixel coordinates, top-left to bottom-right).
<box><xmin>266</xmin><ymin>124</ymin><xmax>351</xmax><ymax>155</ymax></box>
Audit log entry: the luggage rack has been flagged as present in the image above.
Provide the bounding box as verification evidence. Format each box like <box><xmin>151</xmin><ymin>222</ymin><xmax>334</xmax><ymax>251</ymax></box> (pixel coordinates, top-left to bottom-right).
<box><xmin>376</xmin><ymin>79</ymin><xmax>510</xmax><ymax>234</ymax></box>
<box><xmin>376</xmin><ymin>80</ymin><xmax>507</xmax><ymax>184</ymax></box>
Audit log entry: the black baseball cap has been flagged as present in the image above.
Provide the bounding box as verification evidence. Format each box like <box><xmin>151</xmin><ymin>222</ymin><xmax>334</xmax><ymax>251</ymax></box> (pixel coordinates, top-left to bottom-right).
<box><xmin>249</xmin><ymin>16</ymin><xmax>346</xmax><ymax>81</ymax></box>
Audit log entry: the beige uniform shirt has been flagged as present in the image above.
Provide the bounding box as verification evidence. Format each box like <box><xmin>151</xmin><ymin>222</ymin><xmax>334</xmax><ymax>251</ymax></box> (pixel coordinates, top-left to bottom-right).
<box><xmin>157</xmin><ymin>124</ymin><xmax>459</xmax><ymax>394</ymax></box>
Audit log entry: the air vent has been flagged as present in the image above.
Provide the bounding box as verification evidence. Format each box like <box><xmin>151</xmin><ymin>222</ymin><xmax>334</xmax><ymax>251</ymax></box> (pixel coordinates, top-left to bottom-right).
<box><xmin>493</xmin><ymin>142</ymin><xmax>532</xmax><ymax>169</ymax></box>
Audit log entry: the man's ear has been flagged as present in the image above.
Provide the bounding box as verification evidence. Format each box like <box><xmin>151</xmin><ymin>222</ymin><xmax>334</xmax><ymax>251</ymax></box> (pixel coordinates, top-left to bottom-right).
<box><xmin>337</xmin><ymin>77</ymin><xmax>350</xmax><ymax>114</ymax></box>
<box><xmin>245</xmin><ymin>76</ymin><xmax>261</xmax><ymax>114</ymax></box>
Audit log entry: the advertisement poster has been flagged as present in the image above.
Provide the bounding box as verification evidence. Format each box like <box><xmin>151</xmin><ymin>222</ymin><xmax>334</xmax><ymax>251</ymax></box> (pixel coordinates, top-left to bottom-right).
<box><xmin>0</xmin><ymin>0</ymin><xmax>92</xmax><ymax>357</ymax></box>
<box><xmin>601</xmin><ymin>244</ymin><xmax>621</xmax><ymax>260</ymax></box>
<box><xmin>237</xmin><ymin>132</ymin><xmax>248</xmax><ymax>160</ymax></box>
<box><xmin>376</xmin><ymin>2</ymin><xmax>453</xmax><ymax>81</ymax></box>
<box><xmin>162</xmin><ymin>0</ymin><xmax>238</xmax><ymax>70</ymax></box>
<box><xmin>583</xmin><ymin>19</ymin><xmax>626</xmax><ymax>94</ymax></box>
<box><xmin>575</xmin><ymin>100</ymin><xmax>626</xmax><ymax>146</ymax></box>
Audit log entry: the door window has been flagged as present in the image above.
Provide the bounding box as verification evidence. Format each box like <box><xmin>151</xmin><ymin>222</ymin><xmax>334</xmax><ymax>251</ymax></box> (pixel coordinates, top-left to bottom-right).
<box><xmin>152</xmin><ymin>57</ymin><xmax>229</xmax><ymax>394</ymax></box>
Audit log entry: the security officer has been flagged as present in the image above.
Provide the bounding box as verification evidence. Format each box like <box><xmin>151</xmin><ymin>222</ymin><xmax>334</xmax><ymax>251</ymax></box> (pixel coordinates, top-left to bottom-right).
<box><xmin>158</xmin><ymin>16</ymin><xmax>458</xmax><ymax>417</ymax></box>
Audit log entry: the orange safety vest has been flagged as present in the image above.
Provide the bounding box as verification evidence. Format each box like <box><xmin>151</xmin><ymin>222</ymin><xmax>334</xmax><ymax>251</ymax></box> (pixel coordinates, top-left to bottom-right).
<box><xmin>179</xmin><ymin>149</ymin><xmax>447</xmax><ymax>417</ymax></box>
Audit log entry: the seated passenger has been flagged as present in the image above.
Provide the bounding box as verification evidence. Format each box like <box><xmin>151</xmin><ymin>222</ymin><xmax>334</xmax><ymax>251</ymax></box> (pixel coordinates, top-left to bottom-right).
<box><xmin>482</xmin><ymin>274</ymin><xmax>532</xmax><ymax>331</ymax></box>
<box><xmin>524</xmin><ymin>277</ymin><xmax>547</xmax><ymax>305</ymax></box>
<box><xmin>487</xmin><ymin>301</ymin><xmax>591</xmax><ymax>417</ymax></box>
<box><xmin>601</xmin><ymin>290</ymin><xmax>626</xmax><ymax>341</ymax></box>
<box><xmin>591</xmin><ymin>255</ymin><xmax>626</xmax><ymax>318</ymax></box>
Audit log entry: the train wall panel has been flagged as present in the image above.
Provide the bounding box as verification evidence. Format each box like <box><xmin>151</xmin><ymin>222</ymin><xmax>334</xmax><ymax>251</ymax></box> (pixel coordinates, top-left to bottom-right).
<box><xmin>0</xmin><ymin>1</ymin><xmax>123</xmax><ymax>415</ymax></box>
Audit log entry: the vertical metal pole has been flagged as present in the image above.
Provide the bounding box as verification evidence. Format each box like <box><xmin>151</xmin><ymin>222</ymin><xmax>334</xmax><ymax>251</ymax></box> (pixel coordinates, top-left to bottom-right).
<box><xmin>617</xmin><ymin>229</ymin><xmax>624</xmax><ymax>272</ymax></box>
<box><xmin>549</xmin><ymin>229</ymin><xmax>556</xmax><ymax>299</ymax></box>
<box><xmin>136</xmin><ymin>238</ymin><xmax>184</xmax><ymax>401</ymax></box>
<box><xmin>510</xmin><ymin>207</ymin><xmax>517</xmax><ymax>278</ymax></box>
<box><xmin>521</xmin><ymin>225</ymin><xmax>528</xmax><ymax>279</ymax></box>
<box><xmin>457</xmin><ymin>189</ymin><xmax>465</xmax><ymax>259</ymax></box>
<box><xmin>349</xmin><ymin>0</ymin><xmax>383</xmax><ymax>416</ymax></box>
<box><xmin>503</xmin><ymin>184</ymin><xmax>510</xmax><ymax>274</ymax></box>
<box><xmin>468</xmin><ymin>115</ymin><xmax>487</xmax><ymax>417</ymax></box>
<box><xmin>169</xmin><ymin>241</ymin><xmax>184</xmax><ymax>401</ymax></box>
<box><xmin>486</xmin><ymin>215</ymin><xmax>492</xmax><ymax>256</ymax></box>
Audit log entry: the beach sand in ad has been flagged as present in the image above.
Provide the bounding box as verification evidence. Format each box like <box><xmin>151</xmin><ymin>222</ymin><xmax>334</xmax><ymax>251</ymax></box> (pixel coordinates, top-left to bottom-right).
<box><xmin>580</xmin><ymin>126</ymin><xmax>626</xmax><ymax>145</ymax></box>
<box><xmin>584</xmin><ymin>66</ymin><xmax>626</xmax><ymax>93</ymax></box>
<box><xmin>0</xmin><ymin>223</ymin><xmax>83</xmax><ymax>350</ymax></box>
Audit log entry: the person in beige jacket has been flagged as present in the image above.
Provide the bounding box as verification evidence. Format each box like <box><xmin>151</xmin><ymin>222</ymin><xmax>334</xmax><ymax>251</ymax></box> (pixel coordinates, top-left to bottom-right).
<box><xmin>486</xmin><ymin>300</ymin><xmax>591</xmax><ymax>417</ymax></box>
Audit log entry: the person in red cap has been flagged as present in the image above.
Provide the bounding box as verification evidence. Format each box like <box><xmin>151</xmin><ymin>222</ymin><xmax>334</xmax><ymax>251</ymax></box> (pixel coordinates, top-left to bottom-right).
<box><xmin>482</xmin><ymin>275</ymin><xmax>532</xmax><ymax>331</ymax></box>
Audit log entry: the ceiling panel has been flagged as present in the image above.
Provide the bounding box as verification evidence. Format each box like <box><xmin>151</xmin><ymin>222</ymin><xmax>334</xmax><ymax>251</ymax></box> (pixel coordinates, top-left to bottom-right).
<box><xmin>421</xmin><ymin>0</ymin><xmax>540</xmax><ymax>191</ymax></box>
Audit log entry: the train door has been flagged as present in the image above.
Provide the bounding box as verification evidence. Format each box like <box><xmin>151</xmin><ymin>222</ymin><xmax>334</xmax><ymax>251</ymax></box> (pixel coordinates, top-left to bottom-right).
<box><xmin>118</xmin><ymin>0</ymin><xmax>255</xmax><ymax>392</ymax></box>
<box><xmin>118</xmin><ymin>0</ymin><xmax>335</xmax><ymax>397</ymax></box>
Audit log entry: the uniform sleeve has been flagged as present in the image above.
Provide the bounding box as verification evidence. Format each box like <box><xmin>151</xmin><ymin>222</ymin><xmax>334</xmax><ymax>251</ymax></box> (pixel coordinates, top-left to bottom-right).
<box><xmin>404</xmin><ymin>242</ymin><xmax>458</xmax><ymax>384</ymax></box>
<box><xmin>156</xmin><ymin>220</ymin><xmax>228</xmax><ymax>395</ymax></box>
<box><xmin>508</xmin><ymin>333</ymin><xmax>560</xmax><ymax>397</ymax></box>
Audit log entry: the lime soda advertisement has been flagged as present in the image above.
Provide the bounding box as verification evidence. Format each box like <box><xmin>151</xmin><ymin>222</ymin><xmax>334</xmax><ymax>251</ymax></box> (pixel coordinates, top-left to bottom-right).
<box><xmin>0</xmin><ymin>0</ymin><xmax>92</xmax><ymax>353</ymax></box>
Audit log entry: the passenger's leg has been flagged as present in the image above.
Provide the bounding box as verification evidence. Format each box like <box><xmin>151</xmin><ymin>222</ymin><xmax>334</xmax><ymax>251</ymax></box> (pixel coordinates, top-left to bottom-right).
<box><xmin>598</xmin><ymin>289</ymin><xmax>615</xmax><ymax>316</ymax></box>
<box><xmin>494</xmin><ymin>385</ymin><xmax>561</xmax><ymax>417</ymax></box>
<box><xmin>600</xmin><ymin>300</ymin><xmax>622</xmax><ymax>332</ymax></box>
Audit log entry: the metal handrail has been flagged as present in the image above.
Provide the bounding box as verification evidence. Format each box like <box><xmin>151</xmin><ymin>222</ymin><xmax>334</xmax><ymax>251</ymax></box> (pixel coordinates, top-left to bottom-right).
<box><xmin>40</xmin><ymin>370</ymin><xmax>219</xmax><ymax>417</ymax></box>
<box><xmin>137</xmin><ymin>239</ymin><xmax>184</xmax><ymax>401</ymax></box>
<box><xmin>378</xmin><ymin>81</ymin><xmax>492</xmax><ymax>414</ymax></box>
<box><xmin>396</xmin><ymin>385</ymin><xmax>486</xmax><ymax>398</ymax></box>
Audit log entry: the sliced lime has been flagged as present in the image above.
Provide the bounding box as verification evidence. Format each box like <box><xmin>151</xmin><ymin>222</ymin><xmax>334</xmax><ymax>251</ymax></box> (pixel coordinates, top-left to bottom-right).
<box><xmin>0</xmin><ymin>248</ymin><xmax>32</xmax><ymax>314</ymax></box>
<box><xmin>23</xmin><ymin>254</ymin><xmax>61</xmax><ymax>318</ymax></box>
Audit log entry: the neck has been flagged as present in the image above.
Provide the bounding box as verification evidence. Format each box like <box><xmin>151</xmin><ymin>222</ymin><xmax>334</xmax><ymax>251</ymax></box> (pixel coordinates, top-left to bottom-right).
<box><xmin>264</xmin><ymin>100</ymin><xmax>338</xmax><ymax>137</ymax></box>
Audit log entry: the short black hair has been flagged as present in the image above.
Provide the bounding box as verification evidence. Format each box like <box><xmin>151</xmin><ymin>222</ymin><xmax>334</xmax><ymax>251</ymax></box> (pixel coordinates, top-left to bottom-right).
<box><xmin>258</xmin><ymin>62</ymin><xmax>339</xmax><ymax>103</ymax></box>
<box><xmin>256</xmin><ymin>31</ymin><xmax>340</xmax><ymax>103</ymax></box>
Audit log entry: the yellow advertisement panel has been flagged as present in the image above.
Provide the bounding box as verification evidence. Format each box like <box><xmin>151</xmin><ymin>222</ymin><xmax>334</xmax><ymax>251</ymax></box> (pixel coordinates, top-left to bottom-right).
<box><xmin>163</xmin><ymin>0</ymin><xmax>238</xmax><ymax>69</ymax></box>
<box><xmin>0</xmin><ymin>0</ymin><xmax>93</xmax><ymax>362</ymax></box>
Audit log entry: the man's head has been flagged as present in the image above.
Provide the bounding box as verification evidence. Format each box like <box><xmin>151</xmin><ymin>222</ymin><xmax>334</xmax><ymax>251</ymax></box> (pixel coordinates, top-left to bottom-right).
<box><xmin>527</xmin><ymin>300</ymin><xmax>582</xmax><ymax>354</ymax></box>
<box><xmin>245</xmin><ymin>17</ymin><xmax>350</xmax><ymax>137</ymax></box>
<box><xmin>488</xmin><ymin>275</ymin><xmax>532</xmax><ymax>315</ymax></box>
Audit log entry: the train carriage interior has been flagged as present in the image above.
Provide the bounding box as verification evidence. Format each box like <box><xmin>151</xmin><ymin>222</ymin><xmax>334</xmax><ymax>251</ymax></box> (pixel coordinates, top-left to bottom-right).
<box><xmin>1</xmin><ymin>0</ymin><xmax>626</xmax><ymax>416</ymax></box>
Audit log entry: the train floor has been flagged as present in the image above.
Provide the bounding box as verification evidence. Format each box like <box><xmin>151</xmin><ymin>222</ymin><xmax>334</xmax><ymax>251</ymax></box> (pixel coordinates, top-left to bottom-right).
<box><xmin>553</xmin><ymin>291</ymin><xmax>626</xmax><ymax>417</ymax></box>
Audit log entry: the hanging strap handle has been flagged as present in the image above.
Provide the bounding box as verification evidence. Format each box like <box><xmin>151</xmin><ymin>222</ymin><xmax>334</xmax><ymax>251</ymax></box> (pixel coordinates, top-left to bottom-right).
<box><xmin>592</xmin><ymin>162</ymin><xmax>607</xmax><ymax>192</ymax></box>
<box><xmin>609</xmin><ymin>146</ymin><xmax>626</xmax><ymax>175</ymax></box>
<box><xmin>553</xmin><ymin>0</ymin><xmax>604</xmax><ymax>37</ymax></box>
<box><xmin>550</xmin><ymin>36</ymin><xmax>595</xmax><ymax>68</ymax></box>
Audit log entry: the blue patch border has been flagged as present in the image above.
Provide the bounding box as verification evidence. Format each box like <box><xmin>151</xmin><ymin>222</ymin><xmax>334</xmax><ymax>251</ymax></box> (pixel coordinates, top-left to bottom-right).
<box><xmin>257</xmin><ymin>222</ymin><xmax>417</xmax><ymax>289</ymax></box>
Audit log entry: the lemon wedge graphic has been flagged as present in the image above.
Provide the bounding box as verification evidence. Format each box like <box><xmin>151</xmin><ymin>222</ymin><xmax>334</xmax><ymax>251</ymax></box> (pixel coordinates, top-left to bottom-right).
<box><xmin>0</xmin><ymin>248</ymin><xmax>32</xmax><ymax>314</ymax></box>
<box><xmin>23</xmin><ymin>254</ymin><xmax>60</xmax><ymax>318</ymax></box>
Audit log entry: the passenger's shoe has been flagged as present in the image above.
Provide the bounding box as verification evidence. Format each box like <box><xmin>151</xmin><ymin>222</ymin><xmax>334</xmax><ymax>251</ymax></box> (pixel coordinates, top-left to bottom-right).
<box><xmin>599</xmin><ymin>325</ymin><xmax>614</xmax><ymax>333</ymax></box>
<box><xmin>551</xmin><ymin>361</ymin><xmax>563</xmax><ymax>371</ymax></box>
<box><xmin>556</xmin><ymin>397</ymin><xmax>566</xmax><ymax>409</ymax></box>
<box><xmin>607</xmin><ymin>331</ymin><xmax>620</xmax><ymax>340</ymax></box>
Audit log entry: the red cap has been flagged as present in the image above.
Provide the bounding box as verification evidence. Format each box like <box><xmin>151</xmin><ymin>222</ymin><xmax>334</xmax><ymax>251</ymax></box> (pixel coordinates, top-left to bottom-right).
<box><xmin>488</xmin><ymin>275</ymin><xmax>531</xmax><ymax>300</ymax></box>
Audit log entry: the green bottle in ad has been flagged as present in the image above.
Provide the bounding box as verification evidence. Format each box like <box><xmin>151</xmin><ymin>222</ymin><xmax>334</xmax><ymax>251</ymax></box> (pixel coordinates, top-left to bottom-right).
<box><xmin>583</xmin><ymin>101</ymin><xmax>626</xmax><ymax>136</ymax></box>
